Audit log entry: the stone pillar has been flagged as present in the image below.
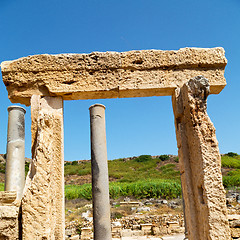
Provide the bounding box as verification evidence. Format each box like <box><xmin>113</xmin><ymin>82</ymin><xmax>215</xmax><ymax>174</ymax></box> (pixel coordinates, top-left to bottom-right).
<box><xmin>89</xmin><ymin>104</ymin><xmax>111</xmax><ymax>240</ymax></box>
<box><xmin>172</xmin><ymin>76</ymin><xmax>231</xmax><ymax>240</ymax></box>
<box><xmin>22</xmin><ymin>95</ymin><xmax>65</xmax><ymax>240</ymax></box>
<box><xmin>5</xmin><ymin>105</ymin><xmax>26</xmax><ymax>200</ymax></box>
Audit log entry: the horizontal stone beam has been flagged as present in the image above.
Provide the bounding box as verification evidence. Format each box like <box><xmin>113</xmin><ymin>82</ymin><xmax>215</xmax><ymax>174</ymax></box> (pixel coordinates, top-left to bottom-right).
<box><xmin>1</xmin><ymin>47</ymin><xmax>227</xmax><ymax>106</ymax></box>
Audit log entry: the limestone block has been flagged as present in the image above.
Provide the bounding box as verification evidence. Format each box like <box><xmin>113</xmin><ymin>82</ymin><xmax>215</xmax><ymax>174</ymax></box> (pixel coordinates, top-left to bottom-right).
<box><xmin>69</xmin><ymin>235</ymin><xmax>80</xmax><ymax>240</ymax></box>
<box><xmin>121</xmin><ymin>229</ymin><xmax>133</xmax><ymax>237</ymax></box>
<box><xmin>140</xmin><ymin>223</ymin><xmax>152</xmax><ymax>235</ymax></box>
<box><xmin>1</xmin><ymin>48</ymin><xmax>227</xmax><ymax>106</ymax></box>
<box><xmin>172</xmin><ymin>76</ymin><xmax>231</xmax><ymax>240</ymax></box>
<box><xmin>21</xmin><ymin>96</ymin><xmax>64</xmax><ymax>240</ymax></box>
<box><xmin>231</xmin><ymin>228</ymin><xmax>240</xmax><ymax>238</ymax></box>
<box><xmin>0</xmin><ymin>191</ymin><xmax>17</xmax><ymax>206</ymax></box>
<box><xmin>229</xmin><ymin>219</ymin><xmax>240</xmax><ymax>228</ymax></box>
<box><xmin>228</xmin><ymin>214</ymin><xmax>240</xmax><ymax>221</ymax></box>
<box><xmin>81</xmin><ymin>227</ymin><xmax>93</xmax><ymax>240</ymax></box>
<box><xmin>0</xmin><ymin>205</ymin><xmax>19</xmax><ymax>240</ymax></box>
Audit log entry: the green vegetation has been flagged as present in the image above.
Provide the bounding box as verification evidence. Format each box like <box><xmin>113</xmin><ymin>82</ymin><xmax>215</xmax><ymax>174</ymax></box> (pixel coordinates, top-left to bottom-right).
<box><xmin>64</xmin><ymin>161</ymin><xmax>91</xmax><ymax>176</ymax></box>
<box><xmin>64</xmin><ymin>155</ymin><xmax>180</xmax><ymax>182</ymax></box>
<box><xmin>159</xmin><ymin>155</ymin><xmax>170</xmax><ymax>161</ymax></box>
<box><xmin>221</xmin><ymin>154</ymin><xmax>240</xmax><ymax>169</ymax></box>
<box><xmin>65</xmin><ymin>179</ymin><xmax>181</xmax><ymax>200</ymax></box>
<box><xmin>223</xmin><ymin>169</ymin><xmax>240</xmax><ymax>188</ymax></box>
<box><xmin>134</xmin><ymin>155</ymin><xmax>152</xmax><ymax>162</ymax></box>
<box><xmin>221</xmin><ymin>154</ymin><xmax>240</xmax><ymax>188</ymax></box>
<box><xmin>226</xmin><ymin>152</ymin><xmax>239</xmax><ymax>158</ymax></box>
<box><xmin>108</xmin><ymin>155</ymin><xmax>179</xmax><ymax>183</ymax></box>
<box><xmin>0</xmin><ymin>163</ymin><xmax>5</xmax><ymax>174</ymax></box>
<box><xmin>1</xmin><ymin>153</ymin><xmax>240</xmax><ymax>198</ymax></box>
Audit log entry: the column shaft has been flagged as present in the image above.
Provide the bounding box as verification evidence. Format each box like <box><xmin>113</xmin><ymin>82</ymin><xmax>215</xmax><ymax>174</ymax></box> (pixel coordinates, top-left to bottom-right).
<box><xmin>22</xmin><ymin>96</ymin><xmax>65</xmax><ymax>240</ymax></box>
<box><xmin>172</xmin><ymin>76</ymin><xmax>230</xmax><ymax>240</ymax></box>
<box><xmin>5</xmin><ymin>105</ymin><xmax>26</xmax><ymax>200</ymax></box>
<box><xmin>89</xmin><ymin>104</ymin><xmax>111</xmax><ymax>240</ymax></box>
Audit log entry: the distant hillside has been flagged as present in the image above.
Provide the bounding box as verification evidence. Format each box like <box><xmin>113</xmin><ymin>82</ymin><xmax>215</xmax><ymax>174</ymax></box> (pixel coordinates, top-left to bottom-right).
<box><xmin>1</xmin><ymin>152</ymin><xmax>240</xmax><ymax>199</ymax></box>
<box><xmin>0</xmin><ymin>152</ymin><xmax>239</xmax><ymax>188</ymax></box>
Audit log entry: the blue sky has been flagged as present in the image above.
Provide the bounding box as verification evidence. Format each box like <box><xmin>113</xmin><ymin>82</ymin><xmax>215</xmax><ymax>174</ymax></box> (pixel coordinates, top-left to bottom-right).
<box><xmin>0</xmin><ymin>0</ymin><xmax>239</xmax><ymax>160</ymax></box>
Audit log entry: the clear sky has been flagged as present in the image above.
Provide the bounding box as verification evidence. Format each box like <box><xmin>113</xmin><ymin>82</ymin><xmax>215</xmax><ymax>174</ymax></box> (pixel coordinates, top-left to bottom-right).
<box><xmin>0</xmin><ymin>0</ymin><xmax>239</xmax><ymax>161</ymax></box>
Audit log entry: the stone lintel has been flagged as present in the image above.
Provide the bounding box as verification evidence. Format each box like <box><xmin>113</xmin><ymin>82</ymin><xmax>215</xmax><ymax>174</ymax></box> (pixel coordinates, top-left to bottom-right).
<box><xmin>1</xmin><ymin>47</ymin><xmax>227</xmax><ymax>106</ymax></box>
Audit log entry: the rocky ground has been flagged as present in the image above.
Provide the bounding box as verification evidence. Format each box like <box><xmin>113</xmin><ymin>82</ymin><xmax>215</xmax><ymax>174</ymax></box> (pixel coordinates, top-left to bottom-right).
<box><xmin>64</xmin><ymin>190</ymin><xmax>240</xmax><ymax>239</ymax></box>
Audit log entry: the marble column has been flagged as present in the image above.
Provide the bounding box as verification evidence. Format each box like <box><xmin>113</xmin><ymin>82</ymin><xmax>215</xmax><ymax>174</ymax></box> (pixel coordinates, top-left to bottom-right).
<box><xmin>5</xmin><ymin>105</ymin><xmax>26</xmax><ymax>200</ymax></box>
<box><xmin>89</xmin><ymin>104</ymin><xmax>111</xmax><ymax>240</ymax></box>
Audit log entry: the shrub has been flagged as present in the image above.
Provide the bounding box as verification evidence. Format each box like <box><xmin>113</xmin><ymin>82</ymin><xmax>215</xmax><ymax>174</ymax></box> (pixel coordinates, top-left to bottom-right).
<box><xmin>222</xmin><ymin>156</ymin><xmax>240</xmax><ymax>169</ymax></box>
<box><xmin>174</xmin><ymin>157</ymin><xmax>179</xmax><ymax>163</ymax></box>
<box><xmin>159</xmin><ymin>155</ymin><xmax>170</xmax><ymax>161</ymax></box>
<box><xmin>65</xmin><ymin>162</ymin><xmax>72</xmax><ymax>166</ymax></box>
<box><xmin>72</xmin><ymin>161</ymin><xmax>78</xmax><ymax>165</ymax></box>
<box><xmin>223</xmin><ymin>176</ymin><xmax>240</xmax><ymax>188</ymax></box>
<box><xmin>227</xmin><ymin>170</ymin><xmax>240</xmax><ymax>176</ymax></box>
<box><xmin>226</xmin><ymin>152</ymin><xmax>238</xmax><ymax>157</ymax></box>
<box><xmin>78</xmin><ymin>169</ymin><xmax>91</xmax><ymax>176</ymax></box>
<box><xmin>135</xmin><ymin>155</ymin><xmax>152</xmax><ymax>162</ymax></box>
<box><xmin>0</xmin><ymin>163</ymin><xmax>5</xmax><ymax>174</ymax></box>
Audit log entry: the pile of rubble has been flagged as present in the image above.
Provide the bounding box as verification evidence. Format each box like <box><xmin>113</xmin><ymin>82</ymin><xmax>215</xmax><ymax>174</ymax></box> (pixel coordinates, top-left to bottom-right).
<box><xmin>226</xmin><ymin>190</ymin><xmax>240</xmax><ymax>239</ymax></box>
<box><xmin>65</xmin><ymin>198</ymin><xmax>185</xmax><ymax>239</ymax></box>
<box><xmin>64</xmin><ymin>192</ymin><xmax>240</xmax><ymax>239</ymax></box>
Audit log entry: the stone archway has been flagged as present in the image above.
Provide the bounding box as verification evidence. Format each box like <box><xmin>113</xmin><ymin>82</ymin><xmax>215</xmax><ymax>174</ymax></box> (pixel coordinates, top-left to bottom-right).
<box><xmin>1</xmin><ymin>47</ymin><xmax>231</xmax><ymax>239</ymax></box>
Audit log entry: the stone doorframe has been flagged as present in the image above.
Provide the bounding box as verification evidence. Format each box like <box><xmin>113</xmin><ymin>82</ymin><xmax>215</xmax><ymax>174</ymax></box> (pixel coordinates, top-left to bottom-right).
<box><xmin>1</xmin><ymin>47</ymin><xmax>231</xmax><ymax>240</ymax></box>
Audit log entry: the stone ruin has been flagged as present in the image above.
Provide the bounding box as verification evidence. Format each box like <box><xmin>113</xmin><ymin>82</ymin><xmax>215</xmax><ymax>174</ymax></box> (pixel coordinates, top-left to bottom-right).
<box><xmin>0</xmin><ymin>47</ymin><xmax>232</xmax><ymax>239</ymax></box>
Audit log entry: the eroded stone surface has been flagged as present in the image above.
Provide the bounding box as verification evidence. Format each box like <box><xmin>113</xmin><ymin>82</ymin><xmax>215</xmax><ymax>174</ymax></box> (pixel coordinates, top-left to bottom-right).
<box><xmin>172</xmin><ymin>76</ymin><xmax>231</xmax><ymax>240</ymax></box>
<box><xmin>21</xmin><ymin>96</ymin><xmax>64</xmax><ymax>240</ymax></box>
<box><xmin>0</xmin><ymin>191</ymin><xmax>17</xmax><ymax>205</ymax></box>
<box><xmin>1</xmin><ymin>48</ymin><xmax>227</xmax><ymax>106</ymax></box>
<box><xmin>0</xmin><ymin>191</ymin><xmax>19</xmax><ymax>240</ymax></box>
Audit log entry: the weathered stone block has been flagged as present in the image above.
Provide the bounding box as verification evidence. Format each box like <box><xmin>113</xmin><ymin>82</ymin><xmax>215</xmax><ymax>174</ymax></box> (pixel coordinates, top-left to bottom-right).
<box><xmin>1</xmin><ymin>48</ymin><xmax>227</xmax><ymax>106</ymax></box>
<box><xmin>0</xmin><ymin>191</ymin><xmax>17</xmax><ymax>205</ymax></box>
<box><xmin>21</xmin><ymin>96</ymin><xmax>64</xmax><ymax>240</ymax></box>
<box><xmin>0</xmin><ymin>205</ymin><xmax>19</xmax><ymax>240</ymax></box>
<box><xmin>231</xmin><ymin>228</ymin><xmax>240</xmax><ymax>238</ymax></box>
<box><xmin>172</xmin><ymin>76</ymin><xmax>231</xmax><ymax>240</ymax></box>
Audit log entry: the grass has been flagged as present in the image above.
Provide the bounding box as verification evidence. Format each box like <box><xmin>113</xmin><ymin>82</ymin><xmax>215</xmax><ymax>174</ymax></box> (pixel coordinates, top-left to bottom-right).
<box><xmin>1</xmin><ymin>153</ymin><xmax>240</xmax><ymax>199</ymax></box>
<box><xmin>64</xmin><ymin>161</ymin><xmax>91</xmax><ymax>176</ymax></box>
<box><xmin>108</xmin><ymin>156</ymin><xmax>180</xmax><ymax>183</ymax></box>
<box><xmin>221</xmin><ymin>153</ymin><xmax>240</xmax><ymax>187</ymax></box>
<box><xmin>65</xmin><ymin>179</ymin><xmax>181</xmax><ymax>200</ymax></box>
<box><xmin>223</xmin><ymin>169</ymin><xmax>240</xmax><ymax>188</ymax></box>
<box><xmin>64</xmin><ymin>155</ymin><xmax>180</xmax><ymax>183</ymax></box>
<box><xmin>0</xmin><ymin>183</ymin><xmax>4</xmax><ymax>191</ymax></box>
<box><xmin>221</xmin><ymin>155</ymin><xmax>240</xmax><ymax>169</ymax></box>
